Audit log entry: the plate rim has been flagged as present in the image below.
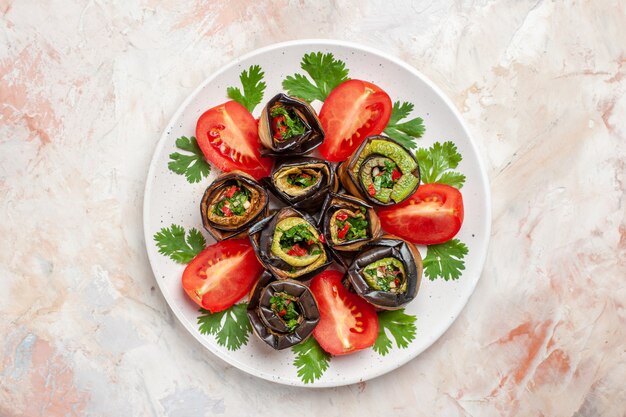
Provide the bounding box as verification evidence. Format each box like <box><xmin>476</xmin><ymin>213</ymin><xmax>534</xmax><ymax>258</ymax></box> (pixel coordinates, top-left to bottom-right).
<box><xmin>143</xmin><ymin>38</ymin><xmax>492</xmax><ymax>388</ymax></box>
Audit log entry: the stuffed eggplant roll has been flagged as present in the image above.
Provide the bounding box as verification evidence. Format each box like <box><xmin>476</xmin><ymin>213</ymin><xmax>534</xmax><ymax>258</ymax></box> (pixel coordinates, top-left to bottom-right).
<box><xmin>319</xmin><ymin>193</ymin><xmax>382</xmax><ymax>252</ymax></box>
<box><xmin>247</xmin><ymin>271</ymin><xmax>320</xmax><ymax>350</ymax></box>
<box><xmin>258</xmin><ymin>93</ymin><xmax>324</xmax><ymax>156</ymax></box>
<box><xmin>248</xmin><ymin>207</ymin><xmax>331</xmax><ymax>281</ymax></box>
<box><xmin>262</xmin><ymin>157</ymin><xmax>338</xmax><ymax>212</ymax></box>
<box><xmin>338</xmin><ymin>135</ymin><xmax>420</xmax><ymax>206</ymax></box>
<box><xmin>347</xmin><ymin>235</ymin><xmax>423</xmax><ymax>309</ymax></box>
<box><xmin>200</xmin><ymin>172</ymin><xmax>269</xmax><ymax>240</ymax></box>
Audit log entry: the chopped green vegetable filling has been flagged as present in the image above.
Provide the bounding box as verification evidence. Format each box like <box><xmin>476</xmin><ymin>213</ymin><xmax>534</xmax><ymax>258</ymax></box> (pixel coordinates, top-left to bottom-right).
<box><xmin>287</xmin><ymin>173</ymin><xmax>316</xmax><ymax>188</ymax></box>
<box><xmin>335</xmin><ymin>213</ymin><xmax>368</xmax><ymax>242</ymax></box>
<box><xmin>270</xmin><ymin>106</ymin><xmax>306</xmax><ymax>141</ymax></box>
<box><xmin>364</xmin><ymin>258</ymin><xmax>406</xmax><ymax>293</ymax></box>
<box><xmin>213</xmin><ymin>182</ymin><xmax>251</xmax><ymax>217</ymax></box>
<box><xmin>279</xmin><ymin>224</ymin><xmax>317</xmax><ymax>250</ymax></box>
<box><xmin>270</xmin><ymin>292</ymin><xmax>301</xmax><ymax>331</ymax></box>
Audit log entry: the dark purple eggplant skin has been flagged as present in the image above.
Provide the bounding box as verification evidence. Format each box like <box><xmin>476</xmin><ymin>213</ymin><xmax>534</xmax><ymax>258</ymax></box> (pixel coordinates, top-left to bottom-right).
<box><xmin>247</xmin><ymin>271</ymin><xmax>320</xmax><ymax>350</ymax></box>
<box><xmin>347</xmin><ymin>236</ymin><xmax>423</xmax><ymax>310</ymax></box>
<box><xmin>258</xmin><ymin>93</ymin><xmax>324</xmax><ymax>157</ymax></box>
<box><xmin>248</xmin><ymin>207</ymin><xmax>332</xmax><ymax>281</ymax></box>
<box><xmin>261</xmin><ymin>156</ymin><xmax>338</xmax><ymax>213</ymax></box>
<box><xmin>200</xmin><ymin>171</ymin><xmax>269</xmax><ymax>241</ymax></box>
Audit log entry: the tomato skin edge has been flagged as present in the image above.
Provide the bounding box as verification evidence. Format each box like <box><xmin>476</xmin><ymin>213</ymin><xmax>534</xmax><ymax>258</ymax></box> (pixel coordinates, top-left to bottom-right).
<box><xmin>310</xmin><ymin>270</ymin><xmax>379</xmax><ymax>355</ymax></box>
<box><xmin>181</xmin><ymin>238</ymin><xmax>264</xmax><ymax>313</ymax></box>
<box><xmin>195</xmin><ymin>101</ymin><xmax>272</xmax><ymax>180</ymax></box>
<box><xmin>378</xmin><ymin>183</ymin><xmax>465</xmax><ymax>245</ymax></box>
<box><xmin>318</xmin><ymin>80</ymin><xmax>392</xmax><ymax>162</ymax></box>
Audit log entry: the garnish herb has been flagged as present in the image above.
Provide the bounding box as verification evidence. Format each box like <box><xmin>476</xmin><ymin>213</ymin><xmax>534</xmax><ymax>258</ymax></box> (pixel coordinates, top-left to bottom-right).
<box><xmin>168</xmin><ymin>136</ymin><xmax>211</xmax><ymax>183</ymax></box>
<box><xmin>198</xmin><ymin>304</ymin><xmax>251</xmax><ymax>351</ymax></box>
<box><xmin>270</xmin><ymin>106</ymin><xmax>306</xmax><ymax>141</ymax></box>
<box><xmin>154</xmin><ymin>224</ymin><xmax>206</xmax><ymax>264</ymax></box>
<box><xmin>270</xmin><ymin>292</ymin><xmax>301</xmax><ymax>331</ymax></box>
<box><xmin>292</xmin><ymin>336</ymin><xmax>331</xmax><ymax>384</ymax></box>
<box><xmin>226</xmin><ymin>65</ymin><xmax>266</xmax><ymax>113</ymax></box>
<box><xmin>287</xmin><ymin>173</ymin><xmax>316</xmax><ymax>188</ymax></box>
<box><xmin>282</xmin><ymin>52</ymin><xmax>350</xmax><ymax>103</ymax></box>
<box><xmin>213</xmin><ymin>182</ymin><xmax>251</xmax><ymax>217</ymax></box>
<box><xmin>415</xmin><ymin>141</ymin><xmax>466</xmax><ymax>188</ymax></box>
<box><xmin>423</xmin><ymin>238</ymin><xmax>468</xmax><ymax>281</ymax></box>
<box><xmin>373</xmin><ymin>309</ymin><xmax>417</xmax><ymax>356</ymax></box>
<box><xmin>383</xmin><ymin>101</ymin><xmax>425</xmax><ymax>150</ymax></box>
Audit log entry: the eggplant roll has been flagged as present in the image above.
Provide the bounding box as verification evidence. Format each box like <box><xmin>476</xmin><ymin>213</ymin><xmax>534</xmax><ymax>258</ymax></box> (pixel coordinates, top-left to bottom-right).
<box><xmin>262</xmin><ymin>157</ymin><xmax>338</xmax><ymax>212</ymax></box>
<box><xmin>347</xmin><ymin>235</ymin><xmax>423</xmax><ymax>309</ymax></box>
<box><xmin>247</xmin><ymin>271</ymin><xmax>320</xmax><ymax>350</ymax></box>
<box><xmin>200</xmin><ymin>171</ymin><xmax>269</xmax><ymax>240</ymax></box>
<box><xmin>319</xmin><ymin>193</ymin><xmax>382</xmax><ymax>252</ymax></box>
<box><xmin>258</xmin><ymin>93</ymin><xmax>324</xmax><ymax>156</ymax></box>
<box><xmin>249</xmin><ymin>207</ymin><xmax>331</xmax><ymax>281</ymax></box>
<box><xmin>338</xmin><ymin>135</ymin><xmax>420</xmax><ymax>206</ymax></box>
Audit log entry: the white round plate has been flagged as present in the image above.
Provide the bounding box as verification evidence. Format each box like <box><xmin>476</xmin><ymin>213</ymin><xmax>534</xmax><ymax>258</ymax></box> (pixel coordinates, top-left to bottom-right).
<box><xmin>143</xmin><ymin>40</ymin><xmax>491</xmax><ymax>387</ymax></box>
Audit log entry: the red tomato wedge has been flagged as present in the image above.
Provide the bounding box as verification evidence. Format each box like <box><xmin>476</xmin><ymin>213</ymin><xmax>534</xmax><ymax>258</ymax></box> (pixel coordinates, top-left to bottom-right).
<box><xmin>195</xmin><ymin>100</ymin><xmax>273</xmax><ymax>180</ymax></box>
<box><xmin>310</xmin><ymin>270</ymin><xmax>379</xmax><ymax>355</ymax></box>
<box><xmin>182</xmin><ymin>238</ymin><xmax>264</xmax><ymax>313</ymax></box>
<box><xmin>378</xmin><ymin>183</ymin><xmax>464</xmax><ymax>245</ymax></box>
<box><xmin>318</xmin><ymin>80</ymin><xmax>392</xmax><ymax>162</ymax></box>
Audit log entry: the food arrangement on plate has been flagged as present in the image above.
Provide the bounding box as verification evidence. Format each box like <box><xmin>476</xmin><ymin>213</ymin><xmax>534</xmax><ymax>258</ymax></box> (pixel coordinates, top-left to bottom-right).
<box><xmin>152</xmin><ymin>49</ymin><xmax>475</xmax><ymax>384</ymax></box>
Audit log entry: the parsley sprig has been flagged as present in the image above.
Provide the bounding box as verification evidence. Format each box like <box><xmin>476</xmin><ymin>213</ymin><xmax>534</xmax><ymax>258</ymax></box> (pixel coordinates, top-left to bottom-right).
<box><xmin>423</xmin><ymin>239</ymin><xmax>468</xmax><ymax>281</ymax></box>
<box><xmin>415</xmin><ymin>141</ymin><xmax>466</xmax><ymax>188</ymax></box>
<box><xmin>168</xmin><ymin>136</ymin><xmax>211</xmax><ymax>184</ymax></box>
<box><xmin>373</xmin><ymin>309</ymin><xmax>417</xmax><ymax>356</ymax></box>
<box><xmin>282</xmin><ymin>52</ymin><xmax>349</xmax><ymax>102</ymax></box>
<box><xmin>383</xmin><ymin>102</ymin><xmax>425</xmax><ymax>150</ymax></box>
<box><xmin>292</xmin><ymin>337</ymin><xmax>330</xmax><ymax>384</ymax></box>
<box><xmin>227</xmin><ymin>65</ymin><xmax>266</xmax><ymax>113</ymax></box>
<box><xmin>198</xmin><ymin>304</ymin><xmax>252</xmax><ymax>351</ymax></box>
<box><xmin>153</xmin><ymin>225</ymin><xmax>205</xmax><ymax>264</ymax></box>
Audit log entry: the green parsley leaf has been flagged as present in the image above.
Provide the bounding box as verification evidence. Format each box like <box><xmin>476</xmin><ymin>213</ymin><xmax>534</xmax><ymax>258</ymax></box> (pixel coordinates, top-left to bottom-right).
<box><xmin>292</xmin><ymin>337</ymin><xmax>330</xmax><ymax>384</ymax></box>
<box><xmin>283</xmin><ymin>52</ymin><xmax>349</xmax><ymax>102</ymax></box>
<box><xmin>373</xmin><ymin>309</ymin><xmax>417</xmax><ymax>356</ymax></box>
<box><xmin>198</xmin><ymin>304</ymin><xmax>252</xmax><ymax>351</ymax></box>
<box><xmin>168</xmin><ymin>136</ymin><xmax>211</xmax><ymax>183</ymax></box>
<box><xmin>153</xmin><ymin>224</ymin><xmax>206</xmax><ymax>264</ymax></box>
<box><xmin>415</xmin><ymin>141</ymin><xmax>466</xmax><ymax>188</ymax></box>
<box><xmin>423</xmin><ymin>239</ymin><xmax>469</xmax><ymax>281</ymax></box>
<box><xmin>383</xmin><ymin>101</ymin><xmax>425</xmax><ymax>150</ymax></box>
<box><xmin>227</xmin><ymin>65</ymin><xmax>266</xmax><ymax>113</ymax></box>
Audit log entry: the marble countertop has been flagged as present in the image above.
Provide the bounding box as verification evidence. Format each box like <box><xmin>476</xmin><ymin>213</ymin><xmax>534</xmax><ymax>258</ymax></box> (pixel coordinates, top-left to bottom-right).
<box><xmin>1</xmin><ymin>1</ymin><xmax>624</xmax><ymax>416</ymax></box>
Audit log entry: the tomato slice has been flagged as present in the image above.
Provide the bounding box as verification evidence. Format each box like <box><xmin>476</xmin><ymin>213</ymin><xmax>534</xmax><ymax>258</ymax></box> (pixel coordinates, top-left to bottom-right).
<box><xmin>182</xmin><ymin>238</ymin><xmax>264</xmax><ymax>312</ymax></box>
<box><xmin>318</xmin><ymin>80</ymin><xmax>392</xmax><ymax>162</ymax></box>
<box><xmin>195</xmin><ymin>100</ymin><xmax>273</xmax><ymax>180</ymax></box>
<box><xmin>310</xmin><ymin>270</ymin><xmax>379</xmax><ymax>355</ymax></box>
<box><xmin>378</xmin><ymin>183</ymin><xmax>464</xmax><ymax>245</ymax></box>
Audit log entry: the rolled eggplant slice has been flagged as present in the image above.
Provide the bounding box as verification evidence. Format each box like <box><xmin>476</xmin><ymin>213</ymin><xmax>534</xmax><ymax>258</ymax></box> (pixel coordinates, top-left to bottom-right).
<box><xmin>247</xmin><ymin>271</ymin><xmax>320</xmax><ymax>350</ymax></box>
<box><xmin>337</xmin><ymin>135</ymin><xmax>420</xmax><ymax>206</ymax></box>
<box><xmin>319</xmin><ymin>193</ymin><xmax>382</xmax><ymax>252</ymax></box>
<box><xmin>258</xmin><ymin>93</ymin><xmax>324</xmax><ymax>156</ymax></box>
<box><xmin>249</xmin><ymin>207</ymin><xmax>331</xmax><ymax>281</ymax></box>
<box><xmin>200</xmin><ymin>171</ymin><xmax>269</xmax><ymax>240</ymax></box>
<box><xmin>262</xmin><ymin>157</ymin><xmax>338</xmax><ymax>212</ymax></box>
<box><xmin>347</xmin><ymin>235</ymin><xmax>423</xmax><ymax>309</ymax></box>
